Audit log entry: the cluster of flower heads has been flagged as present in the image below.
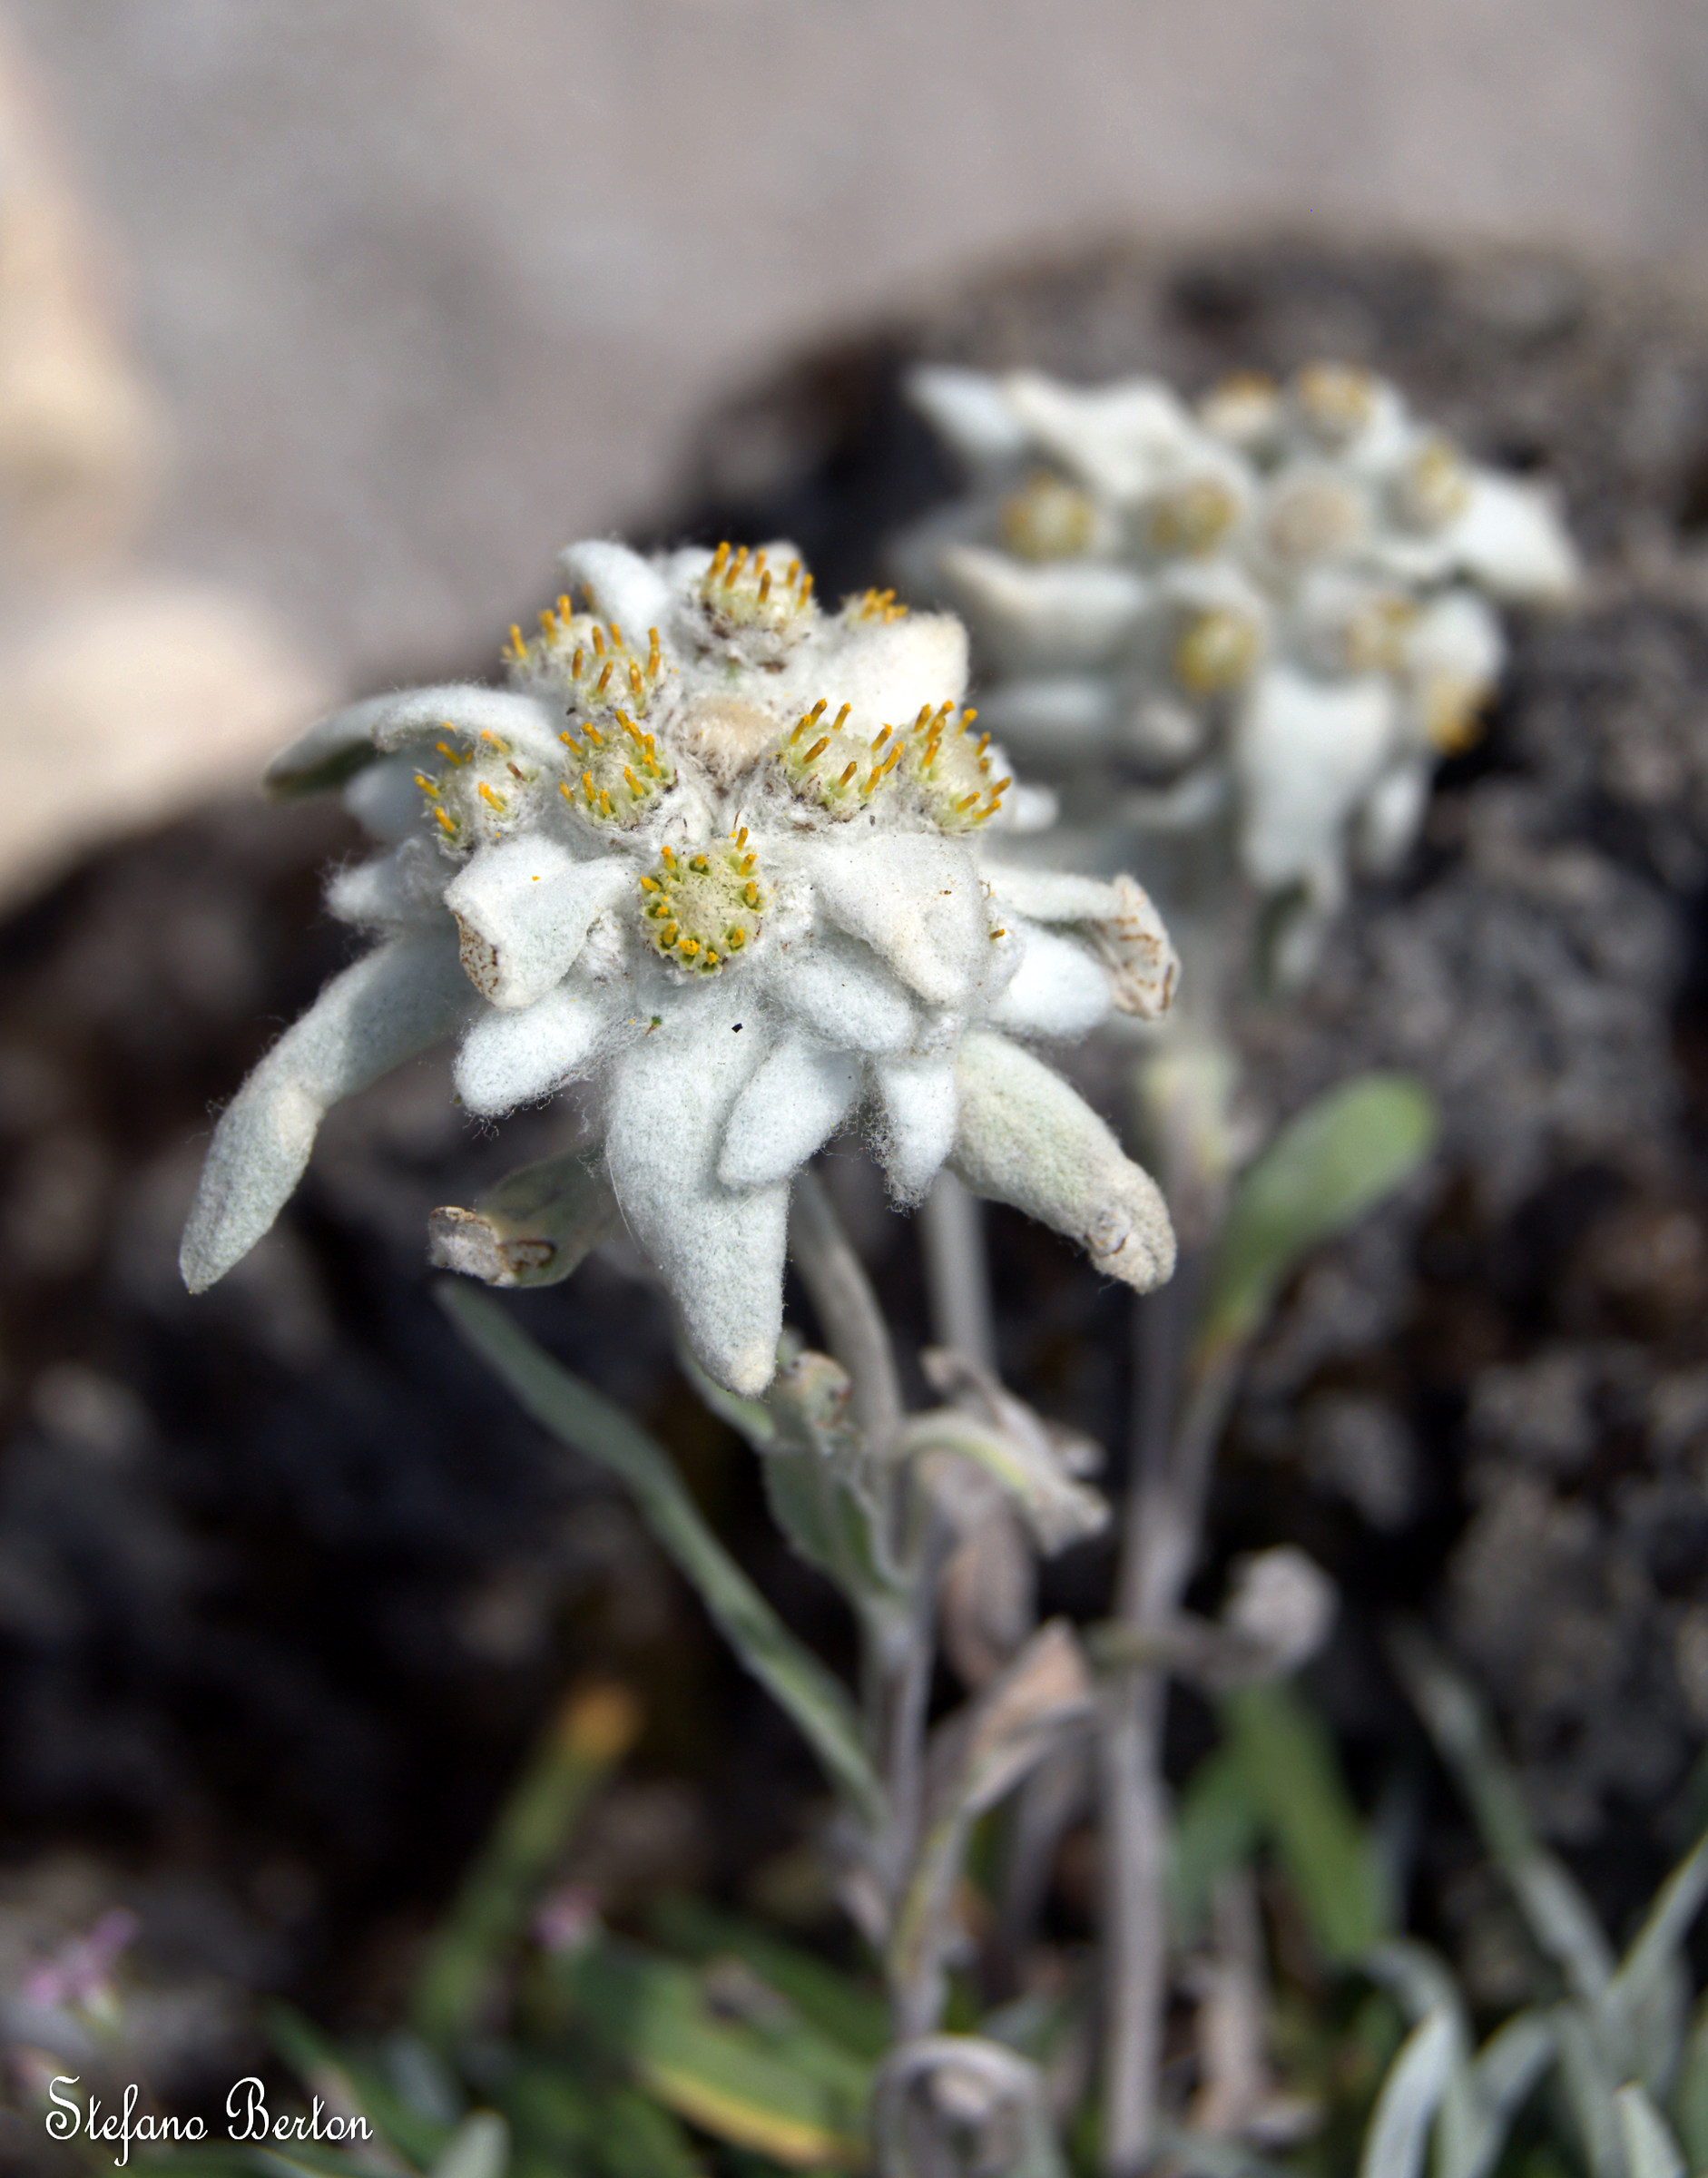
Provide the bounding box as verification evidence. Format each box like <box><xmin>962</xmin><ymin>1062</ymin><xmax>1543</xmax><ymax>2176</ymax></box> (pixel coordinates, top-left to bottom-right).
<box><xmin>895</xmin><ymin>361</ymin><xmax>1578</xmax><ymax>971</ymax></box>
<box><xmin>181</xmin><ymin>539</ymin><xmax>1181</xmax><ymax>1393</ymax></box>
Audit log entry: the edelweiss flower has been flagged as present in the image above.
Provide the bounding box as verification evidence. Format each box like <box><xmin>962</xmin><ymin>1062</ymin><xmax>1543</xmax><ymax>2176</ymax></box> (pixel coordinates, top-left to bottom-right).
<box><xmin>181</xmin><ymin>541</ymin><xmax>1179</xmax><ymax>1392</ymax></box>
<box><xmin>897</xmin><ymin>361</ymin><xmax>1577</xmax><ymax>973</ymax></box>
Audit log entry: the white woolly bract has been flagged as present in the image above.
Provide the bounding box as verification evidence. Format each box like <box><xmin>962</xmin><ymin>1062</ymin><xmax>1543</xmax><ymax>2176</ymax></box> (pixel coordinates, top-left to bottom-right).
<box><xmin>951</xmin><ymin>1030</ymin><xmax>1175</xmax><ymax>1293</ymax></box>
<box><xmin>180</xmin><ymin>929</ymin><xmax>477</xmax><ymax>1291</ymax></box>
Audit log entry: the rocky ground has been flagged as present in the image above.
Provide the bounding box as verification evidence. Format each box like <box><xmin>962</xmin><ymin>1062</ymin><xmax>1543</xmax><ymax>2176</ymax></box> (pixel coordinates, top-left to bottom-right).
<box><xmin>5</xmin><ymin>238</ymin><xmax>1708</xmax><ymax>2134</ymax></box>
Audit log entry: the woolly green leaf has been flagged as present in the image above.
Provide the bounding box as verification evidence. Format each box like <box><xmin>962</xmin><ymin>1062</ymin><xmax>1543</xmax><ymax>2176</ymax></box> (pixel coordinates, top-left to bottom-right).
<box><xmin>1601</xmin><ymin>1824</ymin><xmax>1708</xmax><ymax>2089</ymax></box>
<box><xmin>646</xmin><ymin>1892</ymin><xmax>889</xmax><ymax>2060</ymax></box>
<box><xmin>555</xmin><ymin>1937</ymin><xmax>870</xmax><ymax>2169</ymax></box>
<box><xmin>1198</xmin><ymin>1074</ymin><xmax>1436</xmax><ymax>1360</ymax></box>
<box><xmin>1615</xmin><ymin>2084</ymin><xmax>1685</xmax><ymax>2178</ymax></box>
<box><xmin>439</xmin><ymin>1283</ymin><xmax>881</xmax><ymax>1830</ymax></box>
<box><xmin>1359</xmin><ymin>2006</ymin><xmax>1457</xmax><ymax>2178</ymax></box>
<box><xmin>427</xmin><ymin>2115</ymin><xmax>508</xmax><ymax>2178</ymax></box>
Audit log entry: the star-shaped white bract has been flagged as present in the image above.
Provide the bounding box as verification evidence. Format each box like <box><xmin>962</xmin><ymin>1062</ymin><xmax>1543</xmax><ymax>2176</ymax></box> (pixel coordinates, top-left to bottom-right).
<box><xmin>897</xmin><ymin>361</ymin><xmax>1578</xmax><ymax>969</ymax></box>
<box><xmin>181</xmin><ymin>541</ymin><xmax>1179</xmax><ymax>1393</ymax></box>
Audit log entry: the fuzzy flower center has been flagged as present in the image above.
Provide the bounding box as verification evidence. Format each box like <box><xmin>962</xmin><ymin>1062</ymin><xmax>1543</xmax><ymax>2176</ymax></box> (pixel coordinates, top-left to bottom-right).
<box><xmin>698</xmin><ymin>543</ymin><xmax>817</xmax><ymax>639</ymax></box>
<box><xmin>1389</xmin><ymin>437</ymin><xmax>1473</xmax><ymax>533</ymax></box>
<box><xmin>557</xmin><ymin>708</ymin><xmax>675</xmax><ymax>830</ymax></box>
<box><xmin>637</xmin><ymin>830</ymin><xmax>768</xmax><ymax>975</ymax></box>
<box><xmin>1145</xmin><ymin>476</ymin><xmax>1242</xmax><ymax>558</ymax></box>
<box><xmin>900</xmin><ymin>702</ymin><xmax>1012</xmax><ymax>831</ymax></box>
<box><xmin>507</xmin><ymin>601</ymin><xmax>665</xmax><ymax>720</ymax></box>
<box><xmin>1173</xmin><ymin>608</ymin><xmax>1261</xmax><ymax>696</ymax></box>
<box><xmin>1000</xmin><ymin>470</ymin><xmax>1097</xmax><ymax>563</ymax></box>
<box><xmin>1291</xmin><ymin>361</ymin><xmax>1377</xmax><ymax>446</ymax></box>
<box><xmin>414</xmin><ymin>724</ymin><xmax>548</xmax><ymax>849</ymax></box>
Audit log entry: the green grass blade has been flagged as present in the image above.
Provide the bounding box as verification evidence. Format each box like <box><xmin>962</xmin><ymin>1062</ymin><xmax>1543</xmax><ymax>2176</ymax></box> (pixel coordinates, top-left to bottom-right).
<box><xmin>1222</xmin><ymin>1681</ymin><xmax>1387</xmax><ymax>1963</ymax></box>
<box><xmin>438</xmin><ymin>1283</ymin><xmax>881</xmax><ymax>1829</ymax></box>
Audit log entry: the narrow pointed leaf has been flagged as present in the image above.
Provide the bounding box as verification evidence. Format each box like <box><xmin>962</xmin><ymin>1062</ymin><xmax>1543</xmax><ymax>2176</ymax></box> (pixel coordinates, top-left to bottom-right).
<box><xmin>1358</xmin><ymin>2007</ymin><xmax>1457</xmax><ymax>2178</ymax></box>
<box><xmin>1616</xmin><ymin>2084</ymin><xmax>1685</xmax><ymax>2178</ymax></box>
<box><xmin>439</xmin><ymin>1282</ymin><xmax>881</xmax><ymax>1828</ymax></box>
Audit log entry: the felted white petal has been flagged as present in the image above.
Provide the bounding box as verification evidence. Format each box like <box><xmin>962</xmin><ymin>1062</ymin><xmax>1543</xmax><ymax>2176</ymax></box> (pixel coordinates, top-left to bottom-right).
<box><xmin>453</xmin><ymin>979</ymin><xmax>617</xmax><ymax>1116</ymax></box>
<box><xmin>1003</xmin><ymin>370</ymin><xmax>1198</xmax><ymax>501</ymax></box>
<box><xmin>181</xmin><ymin>929</ymin><xmax>476</xmax><ymax>1292</ymax></box>
<box><xmin>342</xmin><ymin>754</ymin><xmax>433</xmax><ymax>844</ymax></box>
<box><xmin>556</xmin><ymin>540</ymin><xmax>676</xmax><ymax>643</ymax></box>
<box><xmin>717</xmin><ymin>1033</ymin><xmax>861</xmax><ymax>1191</ymax></box>
<box><xmin>444</xmin><ymin>838</ymin><xmax>631</xmax><ymax>1009</ymax></box>
<box><xmin>326</xmin><ymin>839</ymin><xmax>446</xmax><ymax>928</ymax></box>
<box><xmin>796</xmin><ymin>833</ymin><xmax>990</xmax><ymax>1008</ymax></box>
<box><xmin>906</xmin><ymin>365</ymin><xmax>1031</xmax><ymax>475</ymax></box>
<box><xmin>989</xmin><ymin>925</ymin><xmax>1112</xmax><ymax>1039</ymax></box>
<box><xmin>978</xmin><ymin>866</ymin><xmax>1124</xmax><ymax>924</ymax></box>
<box><xmin>940</xmin><ymin>544</ymin><xmax>1150</xmax><ymax>673</ymax></box>
<box><xmin>763</xmin><ymin>927</ymin><xmax>919</xmax><ymax>1055</ymax></box>
<box><xmin>603</xmin><ymin>995</ymin><xmax>790</xmax><ymax>1396</ymax></box>
<box><xmin>1232</xmin><ymin>666</ymin><xmax>1398</xmax><ymax>891</ymax></box>
<box><xmin>1449</xmin><ymin>473</ymin><xmax>1578</xmax><ymax>603</ymax></box>
<box><xmin>950</xmin><ymin>1029</ymin><xmax>1175</xmax><ymax>1292</ymax></box>
<box><xmin>977</xmin><ymin>866</ymin><xmax>1178</xmax><ymax>1019</ymax></box>
<box><xmin>974</xmin><ymin>675</ymin><xmax>1123</xmax><ymax>760</ymax></box>
<box><xmin>875</xmin><ymin>1054</ymin><xmax>960</xmax><ymax>1203</ymax></box>
<box><xmin>787</xmin><ymin>609</ymin><xmax>967</xmax><ymax>733</ymax></box>
<box><xmin>1353</xmin><ymin>755</ymin><xmax>1431</xmax><ymax>875</ymax></box>
<box><xmin>264</xmin><ymin>684</ymin><xmax>562</xmax><ymax>796</ymax></box>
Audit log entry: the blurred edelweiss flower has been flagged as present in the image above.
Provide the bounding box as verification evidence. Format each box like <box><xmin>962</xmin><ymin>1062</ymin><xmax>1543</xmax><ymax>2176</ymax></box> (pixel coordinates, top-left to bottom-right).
<box><xmin>181</xmin><ymin>540</ymin><xmax>1179</xmax><ymax>1393</ymax></box>
<box><xmin>898</xmin><ymin>358</ymin><xmax>1578</xmax><ymax>973</ymax></box>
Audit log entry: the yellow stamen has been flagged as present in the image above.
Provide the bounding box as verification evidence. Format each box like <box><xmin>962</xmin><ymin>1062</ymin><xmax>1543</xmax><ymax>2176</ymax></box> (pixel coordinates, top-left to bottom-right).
<box><xmin>639</xmin><ymin>874</ymin><xmax>661</xmax><ymax>891</ymax></box>
<box><xmin>743</xmin><ymin>881</ymin><xmax>760</xmax><ymax>908</ymax></box>
<box><xmin>624</xmin><ymin>767</ymin><xmax>643</xmax><ymax>797</ymax></box>
<box><xmin>661</xmin><ymin>845</ymin><xmax>677</xmax><ymax>868</ymax></box>
<box><xmin>478</xmin><ymin>781</ymin><xmax>505</xmax><ymax>810</ymax></box>
<box><xmin>571</xmin><ymin>647</ymin><xmax>584</xmax><ymax>678</ymax></box>
<box><xmin>660</xmin><ymin>920</ymin><xmax>679</xmax><ymax>947</ymax></box>
<box><xmin>595</xmin><ymin>662</ymin><xmax>612</xmax><ymax>697</ymax></box>
<box><xmin>679</xmin><ymin>937</ymin><xmax>700</xmax><ymax>957</ymax></box>
<box><xmin>539</xmin><ymin>607</ymin><xmax>557</xmax><ymax>637</ymax></box>
<box><xmin>508</xmin><ymin>623</ymin><xmax>526</xmax><ymax>656</ymax></box>
<box><xmin>802</xmin><ymin>735</ymin><xmax>829</xmax><ymax>765</ymax></box>
<box><xmin>584</xmin><ymin>722</ymin><xmax>604</xmax><ymax>747</ymax></box>
<box><xmin>871</xmin><ymin>724</ymin><xmax>892</xmax><ymax>751</ymax></box>
<box><xmin>415</xmin><ymin>773</ymin><xmax>439</xmax><ymax>796</ymax></box>
<box><xmin>837</xmin><ymin>761</ymin><xmax>859</xmax><ymax>789</ymax></box>
<box><xmin>592</xmin><ymin>627</ymin><xmax>605</xmax><ymax>658</ymax></box>
<box><xmin>435</xmin><ymin>806</ymin><xmax>457</xmax><ymax>836</ymax></box>
<box><xmin>610</xmin><ymin>623</ymin><xmax>623</xmax><ymax>649</ymax></box>
<box><xmin>598</xmin><ymin>789</ymin><xmax>614</xmax><ymax>817</ymax></box>
<box><xmin>976</xmin><ymin>731</ymin><xmax>991</xmax><ymax>758</ymax></box>
<box><xmin>647</xmin><ymin>627</ymin><xmax>661</xmax><ymax>677</ymax></box>
<box><xmin>758</xmin><ymin>571</ymin><xmax>771</xmax><ymax>604</ymax></box>
<box><xmin>786</xmin><ymin>559</ymin><xmax>800</xmax><ymax>589</ymax></box>
<box><xmin>728</xmin><ymin>927</ymin><xmax>747</xmax><ymax>949</ymax></box>
<box><xmin>723</xmin><ymin>545</ymin><xmax>748</xmax><ymax>590</ymax></box>
<box><xmin>710</xmin><ymin>541</ymin><xmax>731</xmax><ymax>578</ymax></box>
<box><xmin>629</xmin><ymin>661</ymin><xmax>643</xmax><ymax>701</ymax></box>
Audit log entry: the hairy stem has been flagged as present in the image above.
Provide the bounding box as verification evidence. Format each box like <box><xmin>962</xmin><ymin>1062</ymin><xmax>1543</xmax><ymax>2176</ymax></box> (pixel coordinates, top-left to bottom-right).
<box><xmin>1101</xmin><ymin>1260</ymin><xmax>1240</xmax><ymax>2177</ymax></box>
<box><xmin>790</xmin><ymin>1165</ymin><xmax>905</xmax><ymax>1455</ymax></box>
<box><xmin>919</xmin><ymin>1172</ymin><xmax>996</xmax><ymax>1370</ymax></box>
